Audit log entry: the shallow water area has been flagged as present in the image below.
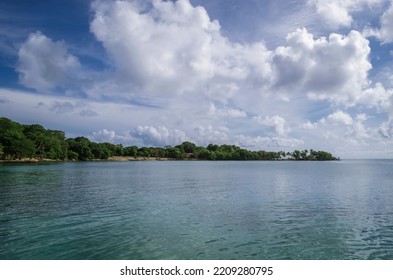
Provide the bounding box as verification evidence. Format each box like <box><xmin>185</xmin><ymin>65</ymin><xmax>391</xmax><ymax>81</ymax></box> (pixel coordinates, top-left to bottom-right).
<box><xmin>1</xmin><ymin>160</ymin><xmax>393</xmax><ymax>259</ymax></box>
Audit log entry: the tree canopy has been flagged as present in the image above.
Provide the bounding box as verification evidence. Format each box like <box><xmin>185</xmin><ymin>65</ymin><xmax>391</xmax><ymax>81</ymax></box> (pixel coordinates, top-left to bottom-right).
<box><xmin>0</xmin><ymin>117</ymin><xmax>339</xmax><ymax>161</ymax></box>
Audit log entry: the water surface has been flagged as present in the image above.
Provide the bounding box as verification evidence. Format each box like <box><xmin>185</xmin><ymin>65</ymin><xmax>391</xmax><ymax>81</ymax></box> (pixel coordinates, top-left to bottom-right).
<box><xmin>1</xmin><ymin>160</ymin><xmax>393</xmax><ymax>259</ymax></box>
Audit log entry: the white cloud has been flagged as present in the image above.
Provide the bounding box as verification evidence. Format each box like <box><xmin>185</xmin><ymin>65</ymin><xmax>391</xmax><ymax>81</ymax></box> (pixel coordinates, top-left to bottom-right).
<box><xmin>301</xmin><ymin>110</ymin><xmax>372</xmax><ymax>145</ymax></box>
<box><xmin>253</xmin><ymin>115</ymin><xmax>289</xmax><ymax>137</ymax></box>
<box><xmin>88</xmin><ymin>0</ymin><xmax>376</xmax><ymax>112</ymax></box>
<box><xmin>308</xmin><ymin>0</ymin><xmax>352</xmax><ymax>28</ymax></box>
<box><xmin>90</xmin><ymin>0</ymin><xmax>219</xmax><ymax>95</ymax></box>
<box><xmin>9</xmin><ymin>0</ymin><xmax>393</xmax><ymax>158</ymax></box>
<box><xmin>17</xmin><ymin>32</ymin><xmax>81</xmax><ymax>92</ymax></box>
<box><xmin>351</xmin><ymin>114</ymin><xmax>370</xmax><ymax>138</ymax></box>
<box><xmin>273</xmin><ymin>28</ymin><xmax>371</xmax><ymax>106</ymax></box>
<box><xmin>356</xmin><ymin>83</ymin><xmax>393</xmax><ymax>110</ymax></box>
<box><xmin>131</xmin><ymin>125</ymin><xmax>187</xmax><ymax>146</ymax></box>
<box><xmin>208</xmin><ymin>103</ymin><xmax>247</xmax><ymax>118</ymax></box>
<box><xmin>192</xmin><ymin>125</ymin><xmax>229</xmax><ymax>146</ymax></box>
<box><xmin>91</xmin><ymin>129</ymin><xmax>133</xmax><ymax>144</ymax></box>
<box><xmin>363</xmin><ymin>1</ymin><xmax>393</xmax><ymax>43</ymax></box>
<box><xmin>325</xmin><ymin>111</ymin><xmax>354</xmax><ymax>125</ymax></box>
<box><xmin>89</xmin><ymin>0</ymin><xmax>274</xmax><ymax>101</ymax></box>
<box><xmin>0</xmin><ymin>88</ymin><xmax>159</xmax><ymax>138</ymax></box>
<box><xmin>235</xmin><ymin>135</ymin><xmax>304</xmax><ymax>150</ymax></box>
<box><xmin>308</xmin><ymin>0</ymin><xmax>384</xmax><ymax>29</ymax></box>
<box><xmin>378</xmin><ymin>119</ymin><xmax>393</xmax><ymax>137</ymax></box>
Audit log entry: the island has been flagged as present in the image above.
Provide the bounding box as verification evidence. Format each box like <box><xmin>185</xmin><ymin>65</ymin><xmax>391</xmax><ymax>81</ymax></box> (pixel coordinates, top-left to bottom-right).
<box><xmin>0</xmin><ymin>117</ymin><xmax>339</xmax><ymax>162</ymax></box>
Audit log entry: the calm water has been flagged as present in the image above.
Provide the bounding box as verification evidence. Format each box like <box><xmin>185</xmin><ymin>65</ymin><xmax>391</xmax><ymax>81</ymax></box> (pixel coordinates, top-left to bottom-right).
<box><xmin>1</xmin><ymin>160</ymin><xmax>393</xmax><ymax>260</ymax></box>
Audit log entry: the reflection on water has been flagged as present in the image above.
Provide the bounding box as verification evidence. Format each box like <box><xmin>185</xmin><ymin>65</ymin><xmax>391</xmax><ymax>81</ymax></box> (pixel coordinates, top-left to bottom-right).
<box><xmin>1</xmin><ymin>160</ymin><xmax>393</xmax><ymax>259</ymax></box>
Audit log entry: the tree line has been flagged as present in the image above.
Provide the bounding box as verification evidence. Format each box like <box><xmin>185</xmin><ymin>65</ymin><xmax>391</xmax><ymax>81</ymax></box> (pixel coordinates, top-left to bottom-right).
<box><xmin>0</xmin><ymin>117</ymin><xmax>339</xmax><ymax>161</ymax></box>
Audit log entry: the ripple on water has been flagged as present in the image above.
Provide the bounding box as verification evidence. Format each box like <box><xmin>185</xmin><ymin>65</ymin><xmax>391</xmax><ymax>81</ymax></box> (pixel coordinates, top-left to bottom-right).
<box><xmin>2</xmin><ymin>160</ymin><xmax>393</xmax><ymax>259</ymax></box>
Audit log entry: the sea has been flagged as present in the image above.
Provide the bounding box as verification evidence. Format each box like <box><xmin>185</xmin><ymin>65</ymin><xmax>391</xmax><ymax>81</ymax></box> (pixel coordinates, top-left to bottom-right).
<box><xmin>1</xmin><ymin>160</ymin><xmax>393</xmax><ymax>260</ymax></box>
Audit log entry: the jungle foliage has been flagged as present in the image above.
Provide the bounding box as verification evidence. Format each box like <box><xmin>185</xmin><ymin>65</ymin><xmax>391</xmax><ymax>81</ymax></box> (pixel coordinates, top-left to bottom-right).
<box><xmin>0</xmin><ymin>117</ymin><xmax>339</xmax><ymax>161</ymax></box>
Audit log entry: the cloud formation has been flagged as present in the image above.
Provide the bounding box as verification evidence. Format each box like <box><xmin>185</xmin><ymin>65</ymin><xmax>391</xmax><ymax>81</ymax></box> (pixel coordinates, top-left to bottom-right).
<box><xmin>17</xmin><ymin>32</ymin><xmax>81</xmax><ymax>92</ymax></box>
<box><xmin>363</xmin><ymin>1</ymin><xmax>393</xmax><ymax>43</ymax></box>
<box><xmin>8</xmin><ymin>0</ymin><xmax>393</xmax><ymax>158</ymax></box>
<box><xmin>90</xmin><ymin>0</ymin><xmax>221</xmax><ymax>95</ymax></box>
<box><xmin>87</xmin><ymin>0</ymin><xmax>378</xmax><ymax>111</ymax></box>
<box><xmin>308</xmin><ymin>0</ymin><xmax>384</xmax><ymax>28</ymax></box>
<box><xmin>132</xmin><ymin>125</ymin><xmax>187</xmax><ymax>146</ymax></box>
<box><xmin>272</xmin><ymin>28</ymin><xmax>371</xmax><ymax>105</ymax></box>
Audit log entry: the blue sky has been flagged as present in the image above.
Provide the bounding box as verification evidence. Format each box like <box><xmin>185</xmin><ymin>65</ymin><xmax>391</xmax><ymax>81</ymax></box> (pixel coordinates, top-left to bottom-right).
<box><xmin>2</xmin><ymin>0</ymin><xmax>393</xmax><ymax>158</ymax></box>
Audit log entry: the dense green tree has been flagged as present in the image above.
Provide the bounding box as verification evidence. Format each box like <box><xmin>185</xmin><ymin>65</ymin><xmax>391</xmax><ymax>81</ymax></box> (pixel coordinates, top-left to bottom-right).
<box><xmin>90</xmin><ymin>142</ymin><xmax>112</xmax><ymax>159</ymax></box>
<box><xmin>176</xmin><ymin>141</ymin><xmax>197</xmax><ymax>154</ymax></box>
<box><xmin>165</xmin><ymin>147</ymin><xmax>183</xmax><ymax>159</ymax></box>
<box><xmin>66</xmin><ymin>137</ymin><xmax>93</xmax><ymax>161</ymax></box>
<box><xmin>0</xmin><ymin>117</ymin><xmax>339</xmax><ymax>161</ymax></box>
<box><xmin>148</xmin><ymin>147</ymin><xmax>166</xmax><ymax>158</ymax></box>
<box><xmin>287</xmin><ymin>149</ymin><xmax>338</xmax><ymax>161</ymax></box>
<box><xmin>23</xmin><ymin>124</ymin><xmax>47</xmax><ymax>157</ymax></box>
<box><xmin>114</xmin><ymin>144</ymin><xmax>124</xmax><ymax>156</ymax></box>
<box><xmin>207</xmin><ymin>144</ymin><xmax>219</xmax><ymax>152</ymax></box>
<box><xmin>291</xmin><ymin>150</ymin><xmax>301</xmax><ymax>160</ymax></box>
<box><xmin>21</xmin><ymin>124</ymin><xmax>67</xmax><ymax>160</ymax></box>
<box><xmin>137</xmin><ymin>147</ymin><xmax>150</xmax><ymax>157</ymax></box>
<box><xmin>67</xmin><ymin>150</ymin><xmax>79</xmax><ymax>161</ymax></box>
<box><xmin>124</xmin><ymin>146</ymin><xmax>138</xmax><ymax>157</ymax></box>
<box><xmin>0</xmin><ymin>117</ymin><xmax>35</xmax><ymax>159</ymax></box>
<box><xmin>309</xmin><ymin>150</ymin><xmax>338</xmax><ymax>161</ymax></box>
<box><xmin>44</xmin><ymin>130</ymin><xmax>68</xmax><ymax>159</ymax></box>
<box><xmin>11</xmin><ymin>138</ymin><xmax>36</xmax><ymax>159</ymax></box>
<box><xmin>194</xmin><ymin>147</ymin><xmax>209</xmax><ymax>160</ymax></box>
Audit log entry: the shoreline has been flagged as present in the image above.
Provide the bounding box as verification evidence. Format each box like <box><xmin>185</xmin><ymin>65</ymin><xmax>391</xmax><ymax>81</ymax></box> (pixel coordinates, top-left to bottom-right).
<box><xmin>0</xmin><ymin>156</ymin><xmax>175</xmax><ymax>163</ymax></box>
<box><xmin>0</xmin><ymin>156</ymin><xmax>340</xmax><ymax>163</ymax></box>
<box><xmin>106</xmin><ymin>156</ymin><xmax>172</xmax><ymax>161</ymax></box>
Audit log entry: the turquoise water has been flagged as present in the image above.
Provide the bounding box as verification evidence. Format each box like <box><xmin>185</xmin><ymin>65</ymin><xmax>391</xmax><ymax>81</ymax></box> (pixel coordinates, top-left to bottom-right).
<box><xmin>1</xmin><ymin>160</ymin><xmax>393</xmax><ymax>259</ymax></box>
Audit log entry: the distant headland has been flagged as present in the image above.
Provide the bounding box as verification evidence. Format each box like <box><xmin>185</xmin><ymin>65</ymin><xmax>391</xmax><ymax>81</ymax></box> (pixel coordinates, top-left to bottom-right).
<box><xmin>0</xmin><ymin>117</ymin><xmax>339</xmax><ymax>162</ymax></box>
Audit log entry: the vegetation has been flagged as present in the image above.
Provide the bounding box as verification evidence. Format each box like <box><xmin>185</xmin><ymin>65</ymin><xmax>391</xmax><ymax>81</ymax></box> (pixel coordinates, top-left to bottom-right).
<box><xmin>0</xmin><ymin>117</ymin><xmax>339</xmax><ymax>161</ymax></box>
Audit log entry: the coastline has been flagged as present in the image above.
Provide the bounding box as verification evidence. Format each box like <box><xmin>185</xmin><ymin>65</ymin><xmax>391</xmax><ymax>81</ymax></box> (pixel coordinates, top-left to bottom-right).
<box><xmin>0</xmin><ymin>156</ymin><xmax>174</xmax><ymax>163</ymax></box>
<box><xmin>0</xmin><ymin>156</ymin><xmax>340</xmax><ymax>163</ymax></box>
<box><xmin>106</xmin><ymin>156</ymin><xmax>172</xmax><ymax>161</ymax></box>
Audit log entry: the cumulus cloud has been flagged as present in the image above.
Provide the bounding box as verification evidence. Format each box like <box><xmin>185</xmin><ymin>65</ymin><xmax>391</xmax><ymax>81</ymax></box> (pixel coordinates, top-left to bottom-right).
<box><xmin>90</xmin><ymin>0</ymin><xmax>219</xmax><ymax>94</ymax></box>
<box><xmin>308</xmin><ymin>0</ymin><xmax>352</xmax><ymax>28</ymax></box>
<box><xmin>356</xmin><ymin>83</ymin><xmax>393</xmax><ymax>110</ymax></box>
<box><xmin>17</xmin><ymin>32</ymin><xmax>81</xmax><ymax>92</ymax></box>
<box><xmin>208</xmin><ymin>103</ymin><xmax>247</xmax><ymax>118</ymax></box>
<box><xmin>302</xmin><ymin>110</ymin><xmax>372</xmax><ymax>141</ymax></box>
<box><xmin>11</xmin><ymin>0</ymin><xmax>393</xmax><ymax>157</ymax></box>
<box><xmin>192</xmin><ymin>125</ymin><xmax>229</xmax><ymax>145</ymax></box>
<box><xmin>273</xmin><ymin>28</ymin><xmax>371</xmax><ymax>105</ymax></box>
<box><xmin>324</xmin><ymin>111</ymin><xmax>354</xmax><ymax>125</ymax></box>
<box><xmin>235</xmin><ymin>135</ymin><xmax>304</xmax><ymax>150</ymax></box>
<box><xmin>91</xmin><ymin>129</ymin><xmax>133</xmax><ymax>144</ymax></box>
<box><xmin>308</xmin><ymin>0</ymin><xmax>384</xmax><ymax>28</ymax></box>
<box><xmin>131</xmin><ymin>125</ymin><xmax>187</xmax><ymax>146</ymax></box>
<box><xmin>89</xmin><ymin>0</ymin><xmax>273</xmax><ymax>100</ymax></box>
<box><xmin>364</xmin><ymin>1</ymin><xmax>393</xmax><ymax>43</ymax></box>
<box><xmin>253</xmin><ymin>115</ymin><xmax>289</xmax><ymax>137</ymax></box>
<box><xmin>351</xmin><ymin>114</ymin><xmax>370</xmax><ymax>138</ymax></box>
<box><xmin>89</xmin><ymin>1</ymin><xmax>375</xmax><ymax>109</ymax></box>
<box><xmin>379</xmin><ymin>2</ymin><xmax>393</xmax><ymax>42</ymax></box>
<box><xmin>379</xmin><ymin>119</ymin><xmax>393</xmax><ymax>137</ymax></box>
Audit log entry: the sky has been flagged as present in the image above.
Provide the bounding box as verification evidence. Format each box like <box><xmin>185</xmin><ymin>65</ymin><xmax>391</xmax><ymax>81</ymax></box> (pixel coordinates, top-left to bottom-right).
<box><xmin>2</xmin><ymin>0</ymin><xmax>393</xmax><ymax>158</ymax></box>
